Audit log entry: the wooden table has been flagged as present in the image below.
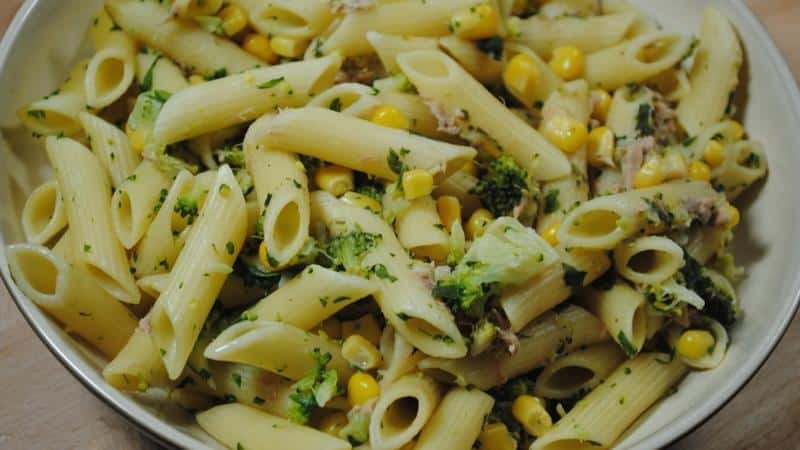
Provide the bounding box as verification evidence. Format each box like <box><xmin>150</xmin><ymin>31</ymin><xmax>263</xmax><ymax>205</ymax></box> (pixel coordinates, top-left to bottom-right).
<box><xmin>1</xmin><ymin>1</ymin><xmax>798</xmax><ymax>449</ymax></box>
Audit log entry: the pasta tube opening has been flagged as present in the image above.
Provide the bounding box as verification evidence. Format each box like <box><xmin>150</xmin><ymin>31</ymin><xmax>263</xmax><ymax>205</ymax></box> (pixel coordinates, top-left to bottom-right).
<box><xmin>8</xmin><ymin>245</ymin><xmax>59</xmax><ymax>298</ymax></box>
<box><xmin>85</xmin><ymin>33</ymin><xmax>137</xmax><ymax>109</ymax></box>
<box><xmin>614</xmin><ymin>236</ymin><xmax>685</xmax><ymax>285</ymax></box>
<box><xmin>369</xmin><ymin>374</ymin><xmax>441</xmax><ymax>450</ymax></box>
<box><xmin>263</xmin><ymin>193</ymin><xmax>305</xmax><ymax>266</ymax></box>
<box><xmin>22</xmin><ymin>180</ymin><xmax>67</xmax><ymax>245</ymax></box>
<box><xmin>308</xmin><ymin>83</ymin><xmax>381</xmax><ymax>119</ymax></box>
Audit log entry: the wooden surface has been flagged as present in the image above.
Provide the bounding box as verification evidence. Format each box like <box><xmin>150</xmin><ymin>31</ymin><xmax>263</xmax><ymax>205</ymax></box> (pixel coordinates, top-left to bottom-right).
<box><xmin>1</xmin><ymin>1</ymin><xmax>799</xmax><ymax>449</ymax></box>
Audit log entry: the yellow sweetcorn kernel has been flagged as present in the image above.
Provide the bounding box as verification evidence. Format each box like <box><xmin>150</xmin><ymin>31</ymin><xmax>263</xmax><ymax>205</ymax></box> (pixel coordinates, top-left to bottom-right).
<box><xmin>342</xmin><ymin>334</ymin><xmax>383</xmax><ymax>371</ymax></box>
<box><xmin>662</xmin><ymin>148</ymin><xmax>688</xmax><ymax>181</ymax></box>
<box><xmin>242</xmin><ymin>33</ymin><xmax>279</xmax><ymax>64</ymax></box>
<box><xmin>347</xmin><ymin>372</ymin><xmax>380</xmax><ymax>406</ymax></box>
<box><xmin>541</xmin><ymin>115</ymin><xmax>589</xmax><ymax>154</ymax></box>
<box><xmin>318</xmin><ymin>411</ymin><xmax>349</xmax><ymax>436</ymax></box>
<box><xmin>703</xmin><ymin>140</ymin><xmax>726</xmax><ymax>168</ymax></box>
<box><xmin>342</xmin><ymin>314</ymin><xmax>382</xmax><ymax>345</ymax></box>
<box><xmin>503</xmin><ymin>53</ymin><xmax>541</xmax><ymax>106</ymax></box>
<box><xmin>591</xmin><ymin>89</ymin><xmax>612</xmax><ymax>122</ymax></box>
<box><xmin>258</xmin><ymin>240</ymin><xmax>275</xmax><ymax>269</ymax></box>
<box><xmin>371</xmin><ymin>105</ymin><xmax>410</xmax><ymax>130</ymax></box>
<box><xmin>542</xmin><ymin>221</ymin><xmax>560</xmax><ymax>247</ymax></box>
<box><xmin>218</xmin><ymin>5</ymin><xmax>248</xmax><ymax>37</ymax></box>
<box><xmin>511</xmin><ymin>395</ymin><xmax>553</xmax><ymax>437</ymax></box>
<box><xmin>726</xmin><ymin>119</ymin><xmax>745</xmax><ymax>140</ymax></box>
<box><xmin>676</xmin><ymin>329</ymin><xmax>715</xmax><ymax>360</ymax></box>
<box><xmin>341</xmin><ymin>191</ymin><xmax>382</xmax><ymax>214</ymax></box>
<box><xmin>587</xmin><ymin>126</ymin><xmax>615</xmax><ymax>168</ymax></box>
<box><xmin>688</xmin><ymin>160</ymin><xmax>712</xmax><ymax>182</ymax></box>
<box><xmin>466</xmin><ymin>208</ymin><xmax>494</xmax><ymax>240</ymax></box>
<box><xmin>549</xmin><ymin>45</ymin><xmax>585</xmax><ymax>81</ymax></box>
<box><xmin>724</xmin><ymin>204</ymin><xmax>740</xmax><ymax>228</ymax></box>
<box><xmin>125</xmin><ymin>123</ymin><xmax>147</xmax><ymax>154</ymax></box>
<box><xmin>188</xmin><ymin>74</ymin><xmax>205</xmax><ymax>85</ymax></box>
<box><xmin>315</xmin><ymin>165</ymin><xmax>355</xmax><ymax>197</ymax></box>
<box><xmin>479</xmin><ymin>422</ymin><xmax>517</xmax><ymax>450</ymax></box>
<box><xmin>402</xmin><ymin>169</ymin><xmax>435</xmax><ymax>200</ymax></box>
<box><xmin>437</xmin><ymin>196</ymin><xmax>462</xmax><ymax>231</ymax></box>
<box><xmin>450</xmin><ymin>3</ymin><xmax>500</xmax><ymax>41</ymax></box>
<box><xmin>633</xmin><ymin>157</ymin><xmax>665</xmax><ymax>189</ymax></box>
<box><xmin>270</xmin><ymin>35</ymin><xmax>309</xmax><ymax>58</ymax></box>
<box><xmin>461</xmin><ymin>159</ymin><xmax>480</xmax><ymax>177</ymax></box>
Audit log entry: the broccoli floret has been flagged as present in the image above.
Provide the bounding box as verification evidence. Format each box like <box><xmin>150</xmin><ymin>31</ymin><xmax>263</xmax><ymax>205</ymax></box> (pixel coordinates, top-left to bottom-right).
<box><xmin>339</xmin><ymin>410</ymin><xmax>370</xmax><ymax>445</ymax></box>
<box><xmin>471</xmin><ymin>155</ymin><xmax>529</xmax><ymax>217</ymax></box>
<box><xmin>322</xmin><ymin>230</ymin><xmax>382</xmax><ymax>275</ymax></box>
<box><xmin>174</xmin><ymin>195</ymin><xmax>199</xmax><ymax>224</ymax></box>
<box><xmin>287</xmin><ymin>349</ymin><xmax>339</xmax><ymax>424</ymax></box>
<box><xmin>354</xmin><ymin>171</ymin><xmax>385</xmax><ymax>203</ymax></box>
<box><xmin>679</xmin><ymin>256</ymin><xmax>741</xmax><ymax>327</ymax></box>
<box><xmin>214</xmin><ymin>144</ymin><xmax>245</xmax><ymax>167</ymax></box>
<box><xmin>433</xmin><ymin>217</ymin><xmax>559</xmax><ymax>318</ymax></box>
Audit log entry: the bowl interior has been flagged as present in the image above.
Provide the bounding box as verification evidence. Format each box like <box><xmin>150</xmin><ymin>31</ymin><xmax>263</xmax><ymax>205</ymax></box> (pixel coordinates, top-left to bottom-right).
<box><xmin>1</xmin><ymin>1</ymin><xmax>798</xmax><ymax>449</ymax></box>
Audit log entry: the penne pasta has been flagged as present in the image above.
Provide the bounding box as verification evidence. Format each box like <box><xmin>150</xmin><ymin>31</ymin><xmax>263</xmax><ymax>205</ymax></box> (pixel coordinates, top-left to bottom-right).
<box><xmin>85</xmin><ymin>30</ymin><xmax>137</xmax><ymax>109</ymax></box>
<box><xmin>79</xmin><ymin>112</ymin><xmax>141</xmax><ymax>188</ymax></box>
<box><xmin>21</xmin><ymin>180</ymin><xmax>67</xmax><ymax>245</ymax></box>
<box><xmin>578</xmin><ymin>281</ymin><xmax>649</xmax><ymax>357</ymax></box>
<box><xmin>414</xmin><ymin>387</ymin><xmax>495</xmax><ymax>450</ymax></box>
<box><xmin>369</xmin><ymin>373</ymin><xmax>443</xmax><ymax>450</ymax></box>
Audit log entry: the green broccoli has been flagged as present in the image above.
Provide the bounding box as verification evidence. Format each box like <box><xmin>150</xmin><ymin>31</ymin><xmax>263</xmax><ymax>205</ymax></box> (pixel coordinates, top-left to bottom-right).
<box><xmin>174</xmin><ymin>195</ymin><xmax>200</xmax><ymax>225</ymax></box>
<box><xmin>215</xmin><ymin>144</ymin><xmax>245</xmax><ymax>167</ymax></box>
<box><xmin>339</xmin><ymin>410</ymin><xmax>370</xmax><ymax>445</ymax></box>
<box><xmin>287</xmin><ymin>349</ymin><xmax>339</xmax><ymax>424</ymax></box>
<box><xmin>678</xmin><ymin>256</ymin><xmax>741</xmax><ymax>327</ymax></box>
<box><xmin>354</xmin><ymin>171</ymin><xmax>385</xmax><ymax>203</ymax></box>
<box><xmin>322</xmin><ymin>230</ymin><xmax>382</xmax><ymax>275</ymax></box>
<box><xmin>471</xmin><ymin>155</ymin><xmax>530</xmax><ymax>217</ymax></box>
<box><xmin>433</xmin><ymin>217</ymin><xmax>559</xmax><ymax>318</ymax></box>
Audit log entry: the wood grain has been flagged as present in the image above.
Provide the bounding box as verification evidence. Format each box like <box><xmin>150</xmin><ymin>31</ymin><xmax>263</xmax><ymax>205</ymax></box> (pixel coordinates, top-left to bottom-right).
<box><xmin>0</xmin><ymin>1</ymin><xmax>798</xmax><ymax>449</ymax></box>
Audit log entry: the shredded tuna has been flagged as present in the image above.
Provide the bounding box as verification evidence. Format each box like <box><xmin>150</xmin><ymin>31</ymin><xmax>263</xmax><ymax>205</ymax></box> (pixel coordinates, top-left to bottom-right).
<box><xmin>683</xmin><ymin>197</ymin><xmax>717</xmax><ymax>225</ymax></box>
<box><xmin>411</xmin><ymin>263</ymin><xmax>436</xmax><ymax>290</ymax></box>
<box><xmin>621</xmin><ymin>136</ymin><xmax>656</xmax><ymax>190</ymax></box>
<box><xmin>490</xmin><ymin>310</ymin><xmax>519</xmax><ymax>355</ymax></box>
<box><xmin>653</xmin><ymin>99</ymin><xmax>678</xmax><ymax>144</ymax></box>
<box><xmin>331</xmin><ymin>0</ymin><xmax>376</xmax><ymax>14</ymax></box>
<box><xmin>335</xmin><ymin>55</ymin><xmax>385</xmax><ymax>84</ymax></box>
<box><xmin>714</xmin><ymin>202</ymin><xmax>733</xmax><ymax>226</ymax></box>
<box><xmin>137</xmin><ymin>317</ymin><xmax>151</xmax><ymax>333</ymax></box>
<box><xmin>424</xmin><ymin>98</ymin><xmax>466</xmax><ymax>135</ymax></box>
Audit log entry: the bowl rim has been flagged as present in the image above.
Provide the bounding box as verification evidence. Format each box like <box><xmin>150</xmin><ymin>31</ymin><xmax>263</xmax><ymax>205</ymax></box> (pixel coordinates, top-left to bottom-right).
<box><xmin>2</xmin><ymin>0</ymin><xmax>799</xmax><ymax>449</ymax></box>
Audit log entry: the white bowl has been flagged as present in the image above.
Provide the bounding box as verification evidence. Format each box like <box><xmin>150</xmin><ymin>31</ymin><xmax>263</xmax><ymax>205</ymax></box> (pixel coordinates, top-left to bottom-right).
<box><xmin>1</xmin><ymin>0</ymin><xmax>798</xmax><ymax>448</ymax></box>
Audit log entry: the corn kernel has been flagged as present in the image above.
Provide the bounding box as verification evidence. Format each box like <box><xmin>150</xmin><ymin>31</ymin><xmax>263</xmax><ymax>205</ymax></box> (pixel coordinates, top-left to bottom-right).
<box><xmin>371</xmin><ymin>105</ymin><xmax>410</xmax><ymax>130</ymax></box>
<box><xmin>218</xmin><ymin>5</ymin><xmax>248</xmax><ymax>37</ymax></box>
<box><xmin>724</xmin><ymin>204</ymin><xmax>740</xmax><ymax>228</ymax></box>
<box><xmin>726</xmin><ymin>120</ymin><xmax>745</xmax><ymax>140</ymax></box>
<box><xmin>258</xmin><ymin>240</ymin><xmax>275</xmax><ymax>269</ymax></box>
<box><xmin>503</xmin><ymin>53</ymin><xmax>541</xmax><ymax>106</ymax></box>
<box><xmin>342</xmin><ymin>314</ymin><xmax>382</xmax><ymax>346</ymax></box>
<box><xmin>315</xmin><ymin>165</ymin><xmax>354</xmax><ymax>197</ymax></box>
<box><xmin>511</xmin><ymin>395</ymin><xmax>552</xmax><ymax>437</ymax></box>
<box><xmin>549</xmin><ymin>45</ymin><xmax>585</xmax><ymax>81</ymax></box>
<box><xmin>479</xmin><ymin>422</ymin><xmax>517</xmax><ymax>450</ymax></box>
<box><xmin>633</xmin><ymin>157</ymin><xmax>665</xmax><ymax>189</ymax></box>
<box><xmin>125</xmin><ymin>123</ymin><xmax>147</xmax><ymax>153</ymax></box>
<box><xmin>461</xmin><ymin>160</ymin><xmax>479</xmax><ymax>177</ymax></box>
<box><xmin>676</xmin><ymin>329</ymin><xmax>715</xmax><ymax>360</ymax></box>
<box><xmin>450</xmin><ymin>3</ymin><xmax>500</xmax><ymax>40</ymax></box>
<box><xmin>466</xmin><ymin>208</ymin><xmax>494</xmax><ymax>240</ymax></box>
<box><xmin>541</xmin><ymin>115</ymin><xmax>589</xmax><ymax>154</ymax></box>
<box><xmin>662</xmin><ymin>149</ymin><xmax>688</xmax><ymax>181</ymax></box>
<box><xmin>542</xmin><ymin>221</ymin><xmax>560</xmax><ymax>247</ymax></box>
<box><xmin>347</xmin><ymin>372</ymin><xmax>380</xmax><ymax>406</ymax></box>
<box><xmin>342</xmin><ymin>334</ymin><xmax>383</xmax><ymax>371</ymax></box>
<box><xmin>188</xmin><ymin>74</ymin><xmax>205</xmax><ymax>85</ymax></box>
<box><xmin>703</xmin><ymin>140</ymin><xmax>726</xmax><ymax>168</ymax></box>
<box><xmin>591</xmin><ymin>89</ymin><xmax>612</xmax><ymax>122</ymax></box>
<box><xmin>242</xmin><ymin>33</ymin><xmax>279</xmax><ymax>64</ymax></box>
<box><xmin>342</xmin><ymin>191</ymin><xmax>382</xmax><ymax>214</ymax></box>
<box><xmin>688</xmin><ymin>160</ymin><xmax>712</xmax><ymax>182</ymax></box>
<box><xmin>437</xmin><ymin>196</ymin><xmax>462</xmax><ymax>231</ymax></box>
<box><xmin>402</xmin><ymin>169</ymin><xmax>435</xmax><ymax>200</ymax></box>
<box><xmin>270</xmin><ymin>35</ymin><xmax>308</xmax><ymax>58</ymax></box>
<box><xmin>587</xmin><ymin>126</ymin><xmax>615</xmax><ymax>168</ymax></box>
<box><xmin>318</xmin><ymin>411</ymin><xmax>348</xmax><ymax>436</ymax></box>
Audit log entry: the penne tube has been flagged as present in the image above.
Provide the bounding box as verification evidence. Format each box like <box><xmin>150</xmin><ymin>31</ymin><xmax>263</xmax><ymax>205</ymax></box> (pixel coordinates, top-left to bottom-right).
<box><xmin>419</xmin><ymin>305</ymin><xmax>608</xmax><ymax>390</ymax></box>
<box><xmin>614</xmin><ymin>236</ymin><xmax>685</xmax><ymax>285</ymax></box>
<box><xmin>207</xmin><ymin>362</ymin><xmax>294</xmax><ymax>418</ymax></box>
<box><xmin>204</xmin><ymin>320</ymin><xmax>354</xmax><ymax>380</ymax></box>
<box><xmin>18</xmin><ymin>60</ymin><xmax>89</xmax><ymax>136</ymax></box>
<box><xmin>79</xmin><ymin>112</ymin><xmax>141</xmax><ymax>188</ymax></box>
<box><xmin>102</xmin><ymin>319</ymin><xmax>170</xmax><ymax>391</ymax></box>
<box><xmin>152</xmin><ymin>54</ymin><xmax>343</xmax><ymax>145</ymax></box>
<box><xmin>504</xmin><ymin>43</ymin><xmax>564</xmax><ymax>106</ymax></box>
<box><xmin>531</xmin><ymin>353</ymin><xmax>688</xmax><ymax>450</ymax></box>
<box><xmin>46</xmin><ymin>137</ymin><xmax>140</xmax><ymax>304</ymax></box>
<box><xmin>135</xmin><ymin>48</ymin><xmax>190</xmax><ymax>94</ymax></box>
<box><xmin>111</xmin><ymin>160</ymin><xmax>174</xmax><ymax>249</ymax></box>
<box><xmin>197</xmin><ymin>404</ymin><xmax>350</xmax><ymax>450</ymax></box>
<box><xmin>379</xmin><ymin>326</ymin><xmax>422</xmax><ymax>388</ymax></box>
<box><xmin>397</xmin><ymin>50</ymin><xmax>570</xmax><ymax>181</ymax></box>
<box><xmin>395</xmin><ymin>196</ymin><xmax>450</xmax><ymax>263</ymax></box>
<box><xmin>438</xmin><ymin>35</ymin><xmax>503</xmax><ymax>85</ymax></box>
<box><xmin>246</xmin><ymin>265</ymin><xmax>379</xmax><ymax>330</ymax></box>
<box><xmin>245</xmin><ymin>107</ymin><xmax>476</xmax><ymax>183</ymax></box>
<box><xmin>7</xmin><ymin>244</ymin><xmax>137</xmax><ymax>358</ymax></box>
<box><xmin>578</xmin><ymin>281</ymin><xmax>648</xmax><ymax>357</ymax></box>
<box><xmin>308</xmin><ymin>83</ymin><xmax>382</xmax><ymax>119</ymax></box>
<box><xmin>233</xmin><ymin>0</ymin><xmax>334</xmax><ymax>40</ymax></box>
<box><xmin>21</xmin><ymin>180</ymin><xmax>67</xmax><ymax>245</ymax></box>
<box><xmin>414</xmin><ymin>388</ymin><xmax>495</xmax><ymax>450</ymax></box>
<box><xmin>377</xmin><ymin>91</ymin><xmax>457</xmax><ymax>142</ymax></box>
<box><xmin>370</xmin><ymin>373</ymin><xmax>443</xmax><ymax>450</ymax></box>
<box><xmin>713</xmin><ymin>140</ymin><xmax>768</xmax><ymax>200</ymax></box>
<box><xmin>311</xmin><ymin>191</ymin><xmax>468</xmax><ymax>358</ymax></box>
<box><xmin>533</xmin><ymin>342</ymin><xmax>627</xmax><ymax>400</ymax></box>
<box><xmin>148</xmin><ymin>165</ymin><xmax>247</xmax><ymax>379</ymax></box>
<box><xmin>85</xmin><ymin>31</ymin><xmax>137</xmax><ymax>109</ymax></box>
<box><xmin>367</xmin><ymin>31</ymin><xmax>439</xmax><ymax>75</ymax></box>
<box><xmin>512</xmin><ymin>12</ymin><xmax>637</xmax><ymax>59</ymax></box>
<box><xmin>106</xmin><ymin>0</ymin><xmax>262</xmax><ymax>77</ymax></box>
<box><xmin>584</xmin><ymin>32</ymin><xmax>694</xmax><ymax>91</ymax></box>
<box><xmin>677</xmin><ymin>8</ymin><xmax>744</xmax><ymax>135</ymax></box>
